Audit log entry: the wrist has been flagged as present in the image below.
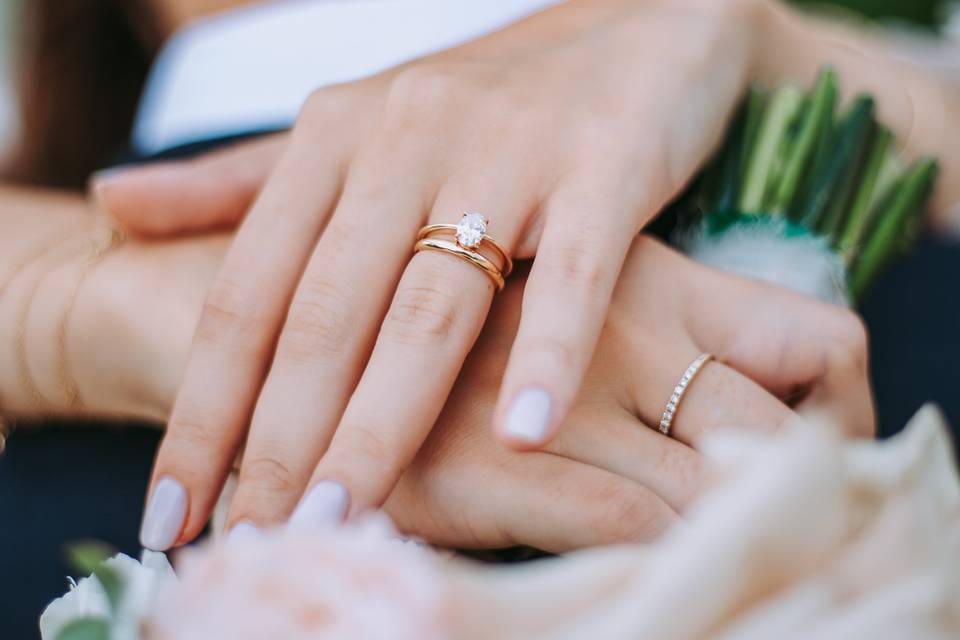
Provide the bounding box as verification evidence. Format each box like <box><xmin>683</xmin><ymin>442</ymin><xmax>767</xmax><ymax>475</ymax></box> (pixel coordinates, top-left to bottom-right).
<box><xmin>0</xmin><ymin>231</ymin><xmax>96</xmax><ymax>417</ymax></box>
<box><xmin>70</xmin><ymin>234</ymin><xmax>228</xmax><ymax>423</ymax></box>
<box><xmin>69</xmin><ymin>236</ymin><xmax>173</xmax><ymax>423</ymax></box>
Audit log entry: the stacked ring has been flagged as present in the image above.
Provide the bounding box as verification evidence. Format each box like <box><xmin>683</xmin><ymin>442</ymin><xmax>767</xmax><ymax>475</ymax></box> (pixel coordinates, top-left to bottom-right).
<box><xmin>415</xmin><ymin>212</ymin><xmax>513</xmax><ymax>290</ymax></box>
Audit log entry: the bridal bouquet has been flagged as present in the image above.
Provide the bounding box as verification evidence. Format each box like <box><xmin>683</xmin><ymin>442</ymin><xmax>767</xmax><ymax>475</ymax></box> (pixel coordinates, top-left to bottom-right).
<box><xmin>678</xmin><ymin>68</ymin><xmax>938</xmax><ymax>306</ymax></box>
<box><xmin>40</xmin><ymin>407</ymin><xmax>960</xmax><ymax>639</ymax></box>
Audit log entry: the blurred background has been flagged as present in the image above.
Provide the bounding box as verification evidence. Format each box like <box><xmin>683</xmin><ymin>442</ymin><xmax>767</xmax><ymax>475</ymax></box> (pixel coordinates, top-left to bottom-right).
<box><xmin>0</xmin><ymin>1</ymin><xmax>956</xmax><ymax>639</ymax></box>
<box><xmin>0</xmin><ymin>0</ymin><xmax>17</xmax><ymax>159</ymax></box>
<box><xmin>0</xmin><ymin>0</ymin><xmax>955</xmax><ymax>166</ymax></box>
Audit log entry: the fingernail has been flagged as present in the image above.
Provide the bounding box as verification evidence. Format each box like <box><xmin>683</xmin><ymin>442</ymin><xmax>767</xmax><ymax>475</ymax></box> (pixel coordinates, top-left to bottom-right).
<box><xmin>91</xmin><ymin>165</ymin><xmax>132</xmax><ymax>188</ymax></box>
<box><xmin>139</xmin><ymin>476</ymin><xmax>188</xmax><ymax>551</ymax></box>
<box><xmin>504</xmin><ymin>387</ymin><xmax>553</xmax><ymax>443</ymax></box>
<box><xmin>288</xmin><ymin>480</ymin><xmax>349</xmax><ymax>531</ymax></box>
<box><xmin>227</xmin><ymin>520</ymin><xmax>260</xmax><ymax>542</ymax></box>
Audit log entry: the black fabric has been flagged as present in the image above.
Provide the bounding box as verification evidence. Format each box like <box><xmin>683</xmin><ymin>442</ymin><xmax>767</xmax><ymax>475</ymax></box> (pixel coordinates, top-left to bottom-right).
<box><xmin>861</xmin><ymin>234</ymin><xmax>960</xmax><ymax>442</ymax></box>
<box><xmin>2</xmin><ymin>131</ymin><xmax>958</xmax><ymax>638</ymax></box>
<box><xmin>0</xmin><ymin>424</ymin><xmax>160</xmax><ymax>639</ymax></box>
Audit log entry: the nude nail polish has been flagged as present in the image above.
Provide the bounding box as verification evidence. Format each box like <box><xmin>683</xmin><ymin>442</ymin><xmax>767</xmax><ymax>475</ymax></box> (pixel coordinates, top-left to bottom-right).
<box><xmin>504</xmin><ymin>387</ymin><xmax>553</xmax><ymax>443</ymax></box>
<box><xmin>139</xmin><ymin>476</ymin><xmax>188</xmax><ymax>551</ymax></box>
<box><xmin>227</xmin><ymin>520</ymin><xmax>260</xmax><ymax>542</ymax></box>
<box><xmin>288</xmin><ymin>481</ymin><xmax>349</xmax><ymax>531</ymax></box>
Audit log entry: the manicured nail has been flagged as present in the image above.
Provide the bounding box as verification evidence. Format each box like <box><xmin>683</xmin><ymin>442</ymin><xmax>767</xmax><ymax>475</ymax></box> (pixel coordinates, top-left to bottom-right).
<box><xmin>91</xmin><ymin>165</ymin><xmax>132</xmax><ymax>187</ymax></box>
<box><xmin>139</xmin><ymin>476</ymin><xmax>188</xmax><ymax>551</ymax></box>
<box><xmin>227</xmin><ymin>520</ymin><xmax>260</xmax><ymax>542</ymax></box>
<box><xmin>504</xmin><ymin>388</ymin><xmax>553</xmax><ymax>443</ymax></box>
<box><xmin>288</xmin><ymin>481</ymin><xmax>349</xmax><ymax>531</ymax></box>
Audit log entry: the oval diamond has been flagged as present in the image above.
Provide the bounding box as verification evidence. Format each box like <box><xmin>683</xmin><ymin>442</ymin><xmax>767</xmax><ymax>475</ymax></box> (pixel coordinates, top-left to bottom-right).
<box><xmin>456</xmin><ymin>212</ymin><xmax>487</xmax><ymax>248</ymax></box>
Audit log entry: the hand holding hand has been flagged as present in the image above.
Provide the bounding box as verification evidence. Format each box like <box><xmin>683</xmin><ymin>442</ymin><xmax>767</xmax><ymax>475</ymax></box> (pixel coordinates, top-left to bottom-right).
<box><xmin>98</xmin><ymin>0</ymin><xmax>774</xmax><ymax>549</ymax></box>
<box><xmin>68</xmin><ymin>228</ymin><xmax>872</xmax><ymax>550</ymax></box>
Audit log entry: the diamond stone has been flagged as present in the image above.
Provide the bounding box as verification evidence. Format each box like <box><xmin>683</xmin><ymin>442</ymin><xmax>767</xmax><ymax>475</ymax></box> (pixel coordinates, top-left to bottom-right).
<box><xmin>456</xmin><ymin>212</ymin><xmax>487</xmax><ymax>248</ymax></box>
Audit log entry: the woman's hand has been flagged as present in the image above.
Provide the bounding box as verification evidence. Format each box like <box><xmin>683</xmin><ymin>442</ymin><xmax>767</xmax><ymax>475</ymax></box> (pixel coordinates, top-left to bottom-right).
<box><xmin>356</xmin><ymin>236</ymin><xmax>876</xmax><ymax>551</ymax></box>
<box><xmin>232</xmin><ymin>234</ymin><xmax>873</xmax><ymax>547</ymax></box>
<box><xmin>70</xmin><ymin>231</ymin><xmax>871</xmax><ymax>551</ymax></box>
<box><xmin>99</xmin><ymin>0</ymin><xmax>776</xmax><ymax>549</ymax></box>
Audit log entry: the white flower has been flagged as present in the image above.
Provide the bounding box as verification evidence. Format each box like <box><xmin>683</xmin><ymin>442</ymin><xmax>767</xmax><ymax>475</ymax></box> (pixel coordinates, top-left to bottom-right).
<box><xmin>149</xmin><ymin>514</ymin><xmax>446</xmax><ymax>640</ymax></box>
<box><xmin>40</xmin><ymin>550</ymin><xmax>175</xmax><ymax>640</ymax></box>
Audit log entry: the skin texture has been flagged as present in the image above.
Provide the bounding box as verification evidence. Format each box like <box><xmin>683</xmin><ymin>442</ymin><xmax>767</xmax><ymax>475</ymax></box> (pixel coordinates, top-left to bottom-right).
<box><xmin>94</xmin><ymin>0</ymin><xmax>960</xmax><ymax>551</ymax></box>
<box><xmin>0</xmin><ymin>190</ymin><xmax>871</xmax><ymax>551</ymax></box>
<box><xmin>100</xmin><ymin>0</ymin><xmax>960</xmax><ymax>549</ymax></box>
<box><xmin>5</xmin><ymin>0</ymin><xmax>957</xmax><ymax>553</ymax></box>
<box><xmin>100</xmin><ymin>0</ymin><xmax>769</xmax><ymax>549</ymax></box>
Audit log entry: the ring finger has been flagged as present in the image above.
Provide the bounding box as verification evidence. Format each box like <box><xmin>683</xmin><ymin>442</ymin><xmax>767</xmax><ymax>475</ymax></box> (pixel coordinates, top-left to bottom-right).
<box><xmin>546</xmin><ymin>406</ymin><xmax>704</xmax><ymax>512</ymax></box>
<box><xmin>225</xmin><ymin>149</ymin><xmax>434</xmax><ymax>529</ymax></box>
<box><xmin>290</xmin><ymin>181</ymin><xmax>534</xmax><ymax>526</ymax></box>
<box><xmin>630</xmin><ymin>343</ymin><xmax>796</xmax><ymax>447</ymax></box>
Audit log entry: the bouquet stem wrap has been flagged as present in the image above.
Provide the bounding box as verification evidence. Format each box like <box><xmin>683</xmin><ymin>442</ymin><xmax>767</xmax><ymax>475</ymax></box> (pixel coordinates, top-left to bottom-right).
<box><xmin>678</xmin><ymin>68</ymin><xmax>938</xmax><ymax>306</ymax></box>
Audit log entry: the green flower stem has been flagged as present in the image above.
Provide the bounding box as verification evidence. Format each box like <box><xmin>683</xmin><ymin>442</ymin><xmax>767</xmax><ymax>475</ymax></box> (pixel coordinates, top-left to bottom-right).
<box><xmin>798</xmin><ymin>96</ymin><xmax>876</xmax><ymax>231</ymax></box>
<box><xmin>698</xmin><ymin>100</ymin><xmax>748</xmax><ymax>214</ymax></box>
<box><xmin>770</xmin><ymin>68</ymin><xmax>837</xmax><ymax>215</ymax></box>
<box><xmin>849</xmin><ymin>158</ymin><xmax>938</xmax><ymax>302</ymax></box>
<box><xmin>738</xmin><ymin>84</ymin><xmax>803</xmax><ymax>213</ymax></box>
<box><xmin>838</xmin><ymin>125</ymin><xmax>893</xmax><ymax>261</ymax></box>
<box><xmin>714</xmin><ymin>98</ymin><xmax>754</xmax><ymax>213</ymax></box>
<box><xmin>817</xmin><ymin>111</ymin><xmax>877</xmax><ymax>238</ymax></box>
<box><xmin>686</xmin><ymin>66</ymin><xmax>938</xmax><ymax>301</ymax></box>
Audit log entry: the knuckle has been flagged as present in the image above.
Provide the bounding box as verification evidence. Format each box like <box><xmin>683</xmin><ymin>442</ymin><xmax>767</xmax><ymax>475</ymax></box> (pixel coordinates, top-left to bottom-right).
<box><xmin>825</xmin><ymin>309</ymin><xmax>869</xmax><ymax>371</ymax></box>
<box><xmin>542</xmin><ymin>235</ymin><xmax>612</xmax><ymax>294</ymax></box>
<box><xmin>279</xmin><ymin>279</ymin><xmax>354</xmax><ymax>361</ymax></box>
<box><xmin>518</xmin><ymin>337</ymin><xmax>581</xmax><ymax>372</ymax></box>
<box><xmin>167</xmin><ymin>416</ymin><xmax>218</xmax><ymax>453</ymax></box>
<box><xmin>338</xmin><ymin>425</ymin><xmax>399</xmax><ymax>478</ymax></box>
<box><xmin>196</xmin><ymin>276</ymin><xmax>265</xmax><ymax>350</ymax></box>
<box><xmin>299</xmin><ymin>85</ymin><xmax>353</xmax><ymax>124</ymax></box>
<box><xmin>383</xmin><ymin>63</ymin><xmax>462</xmax><ymax>130</ymax></box>
<box><xmin>655</xmin><ymin>447</ymin><xmax>703</xmax><ymax>507</ymax></box>
<box><xmin>583</xmin><ymin>482</ymin><xmax>670</xmax><ymax>543</ymax></box>
<box><xmin>240</xmin><ymin>454</ymin><xmax>300</xmax><ymax>495</ymax></box>
<box><xmin>385</xmin><ymin>277</ymin><xmax>461</xmax><ymax>345</ymax></box>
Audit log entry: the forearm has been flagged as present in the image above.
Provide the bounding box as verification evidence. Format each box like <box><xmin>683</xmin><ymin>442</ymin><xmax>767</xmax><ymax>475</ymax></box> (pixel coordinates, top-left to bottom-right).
<box><xmin>0</xmin><ymin>182</ymin><xmax>238</xmax><ymax>428</ymax></box>
<box><xmin>0</xmin><ymin>184</ymin><xmax>162</xmax><ymax>425</ymax></box>
<box><xmin>757</xmin><ymin>1</ymin><xmax>960</xmax><ymax>225</ymax></box>
<box><xmin>0</xmin><ymin>185</ymin><xmax>103</xmax><ymax>418</ymax></box>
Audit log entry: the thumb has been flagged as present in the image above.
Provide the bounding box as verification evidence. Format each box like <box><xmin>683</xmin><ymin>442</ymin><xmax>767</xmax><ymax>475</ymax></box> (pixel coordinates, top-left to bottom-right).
<box><xmin>92</xmin><ymin>133</ymin><xmax>287</xmax><ymax>237</ymax></box>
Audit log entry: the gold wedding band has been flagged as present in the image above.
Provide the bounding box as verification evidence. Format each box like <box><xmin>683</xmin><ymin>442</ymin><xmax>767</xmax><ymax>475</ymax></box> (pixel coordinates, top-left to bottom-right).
<box><xmin>415</xmin><ymin>238</ymin><xmax>506</xmax><ymax>289</ymax></box>
<box><xmin>659</xmin><ymin>353</ymin><xmax>714</xmax><ymax>436</ymax></box>
<box><xmin>414</xmin><ymin>212</ymin><xmax>513</xmax><ymax>290</ymax></box>
<box><xmin>417</xmin><ymin>224</ymin><xmax>513</xmax><ymax>276</ymax></box>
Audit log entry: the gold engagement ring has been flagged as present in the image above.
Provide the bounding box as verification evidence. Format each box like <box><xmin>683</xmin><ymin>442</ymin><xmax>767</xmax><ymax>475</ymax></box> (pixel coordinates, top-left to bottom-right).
<box><xmin>415</xmin><ymin>212</ymin><xmax>513</xmax><ymax>290</ymax></box>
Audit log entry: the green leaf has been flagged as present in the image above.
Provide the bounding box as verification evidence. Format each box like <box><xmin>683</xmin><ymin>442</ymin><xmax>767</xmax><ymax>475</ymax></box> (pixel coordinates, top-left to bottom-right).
<box><xmin>795</xmin><ymin>96</ymin><xmax>875</xmax><ymax>230</ymax></box>
<box><xmin>848</xmin><ymin>158</ymin><xmax>938</xmax><ymax>301</ymax></box>
<box><xmin>66</xmin><ymin>542</ymin><xmax>124</xmax><ymax>613</ymax></box>
<box><xmin>770</xmin><ymin>68</ymin><xmax>837</xmax><ymax>214</ymax></box>
<box><xmin>698</xmin><ymin>100</ymin><xmax>748</xmax><ymax>215</ymax></box>
<box><xmin>838</xmin><ymin>126</ymin><xmax>893</xmax><ymax>262</ymax></box>
<box><xmin>816</xmin><ymin>110</ymin><xmax>877</xmax><ymax>237</ymax></box>
<box><xmin>55</xmin><ymin>617</ymin><xmax>110</xmax><ymax>640</ymax></box>
<box><xmin>724</xmin><ymin>88</ymin><xmax>767</xmax><ymax>212</ymax></box>
<box><xmin>66</xmin><ymin>543</ymin><xmax>113</xmax><ymax>576</ymax></box>
<box><xmin>738</xmin><ymin>84</ymin><xmax>804</xmax><ymax>213</ymax></box>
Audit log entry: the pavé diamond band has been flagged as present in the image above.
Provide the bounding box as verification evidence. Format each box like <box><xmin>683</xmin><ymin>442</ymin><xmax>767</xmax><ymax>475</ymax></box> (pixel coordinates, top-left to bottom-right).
<box><xmin>659</xmin><ymin>353</ymin><xmax>714</xmax><ymax>436</ymax></box>
<box><xmin>415</xmin><ymin>213</ymin><xmax>513</xmax><ymax>289</ymax></box>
